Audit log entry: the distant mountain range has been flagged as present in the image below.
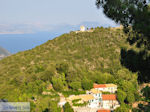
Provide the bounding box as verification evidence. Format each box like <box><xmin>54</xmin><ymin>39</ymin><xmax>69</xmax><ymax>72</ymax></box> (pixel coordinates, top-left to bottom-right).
<box><xmin>0</xmin><ymin>46</ymin><xmax>10</xmax><ymax>59</ymax></box>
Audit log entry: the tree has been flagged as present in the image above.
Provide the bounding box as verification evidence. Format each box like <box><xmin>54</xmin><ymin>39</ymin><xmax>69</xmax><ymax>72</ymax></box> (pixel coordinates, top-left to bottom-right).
<box><xmin>40</xmin><ymin>66</ymin><xmax>56</xmax><ymax>82</ymax></box>
<box><xmin>116</xmin><ymin>69</ymin><xmax>132</xmax><ymax>81</ymax></box>
<box><xmin>119</xmin><ymin>80</ymin><xmax>136</xmax><ymax>94</ymax></box>
<box><xmin>141</xmin><ymin>86</ymin><xmax>150</xmax><ymax>101</ymax></box>
<box><xmin>69</xmin><ymin>82</ymin><xmax>81</xmax><ymax>90</ymax></box>
<box><xmin>43</xmin><ymin>101</ymin><xmax>60</xmax><ymax>112</ymax></box>
<box><xmin>56</xmin><ymin>63</ymin><xmax>69</xmax><ymax>74</ymax></box>
<box><xmin>96</xmin><ymin>0</ymin><xmax>150</xmax><ymax>49</ymax></box>
<box><xmin>65</xmin><ymin>69</ymin><xmax>78</xmax><ymax>83</ymax></box>
<box><xmin>117</xmin><ymin>89</ymin><xmax>127</xmax><ymax>104</ymax></box>
<box><xmin>81</xmin><ymin>79</ymin><xmax>93</xmax><ymax>90</ymax></box>
<box><xmin>48</xmin><ymin>101</ymin><xmax>60</xmax><ymax>112</ymax></box>
<box><xmin>114</xmin><ymin>106</ymin><xmax>129</xmax><ymax>112</ymax></box>
<box><xmin>104</xmin><ymin>73</ymin><xmax>115</xmax><ymax>83</ymax></box>
<box><xmin>52</xmin><ymin>77</ymin><xmax>64</xmax><ymax>91</ymax></box>
<box><xmin>126</xmin><ymin>92</ymin><xmax>135</xmax><ymax>104</ymax></box>
<box><xmin>63</xmin><ymin>102</ymin><xmax>74</xmax><ymax>112</ymax></box>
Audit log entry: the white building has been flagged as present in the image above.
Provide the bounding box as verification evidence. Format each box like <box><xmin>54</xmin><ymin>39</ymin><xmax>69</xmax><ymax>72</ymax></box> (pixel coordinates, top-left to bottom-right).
<box><xmin>80</xmin><ymin>25</ymin><xmax>86</xmax><ymax>31</ymax></box>
<box><xmin>67</xmin><ymin>84</ymin><xmax>120</xmax><ymax>112</ymax></box>
<box><xmin>94</xmin><ymin>84</ymin><xmax>117</xmax><ymax>93</ymax></box>
<box><xmin>88</xmin><ymin>89</ymin><xmax>102</xmax><ymax>108</ymax></box>
<box><xmin>88</xmin><ymin>89</ymin><xmax>119</xmax><ymax>109</ymax></box>
<box><xmin>101</xmin><ymin>94</ymin><xmax>120</xmax><ymax>109</ymax></box>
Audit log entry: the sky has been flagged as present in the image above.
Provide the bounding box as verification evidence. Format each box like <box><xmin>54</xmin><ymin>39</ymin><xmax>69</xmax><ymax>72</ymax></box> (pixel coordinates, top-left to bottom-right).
<box><xmin>0</xmin><ymin>0</ymin><xmax>117</xmax><ymax>33</ymax></box>
<box><xmin>0</xmin><ymin>0</ymin><xmax>117</xmax><ymax>53</ymax></box>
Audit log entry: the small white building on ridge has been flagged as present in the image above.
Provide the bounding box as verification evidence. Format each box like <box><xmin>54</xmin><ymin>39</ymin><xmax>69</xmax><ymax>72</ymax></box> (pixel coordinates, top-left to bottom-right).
<box><xmin>80</xmin><ymin>25</ymin><xmax>86</xmax><ymax>31</ymax></box>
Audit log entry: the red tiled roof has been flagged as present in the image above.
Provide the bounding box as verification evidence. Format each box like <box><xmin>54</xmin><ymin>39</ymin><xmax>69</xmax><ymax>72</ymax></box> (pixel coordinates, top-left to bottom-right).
<box><xmin>93</xmin><ymin>84</ymin><xmax>106</xmax><ymax>88</ymax></box>
<box><xmin>102</xmin><ymin>94</ymin><xmax>116</xmax><ymax>100</ymax></box>
<box><xmin>97</xmin><ymin>109</ymin><xmax>111</xmax><ymax>112</ymax></box>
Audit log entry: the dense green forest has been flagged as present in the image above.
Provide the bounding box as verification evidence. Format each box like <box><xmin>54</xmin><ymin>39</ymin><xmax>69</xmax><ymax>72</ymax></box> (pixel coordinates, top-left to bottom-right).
<box><xmin>0</xmin><ymin>27</ymin><xmax>143</xmax><ymax>111</ymax></box>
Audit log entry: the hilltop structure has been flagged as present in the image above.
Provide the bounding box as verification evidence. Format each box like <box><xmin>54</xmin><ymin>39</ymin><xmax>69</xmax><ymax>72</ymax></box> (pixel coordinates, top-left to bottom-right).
<box><xmin>80</xmin><ymin>25</ymin><xmax>86</xmax><ymax>31</ymax></box>
<box><xmin>75</xmin><ymin>26</ymin><xmax>93</xmax><ymax>33</ymax></box>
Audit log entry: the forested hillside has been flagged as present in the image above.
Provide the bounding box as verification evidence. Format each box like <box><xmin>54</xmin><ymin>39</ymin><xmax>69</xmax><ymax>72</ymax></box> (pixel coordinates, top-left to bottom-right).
<box><xmin>0</xmin><ymin>27</ymin><xmax>140</xmax><ymax>111</ymax></box>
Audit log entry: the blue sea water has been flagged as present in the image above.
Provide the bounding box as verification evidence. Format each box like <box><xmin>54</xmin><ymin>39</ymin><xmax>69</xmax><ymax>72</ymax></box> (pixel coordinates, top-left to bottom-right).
<box><xmin>0</xmin><ymin>32</ymin><xmax>62</xmax><ymax>54</ymax></box>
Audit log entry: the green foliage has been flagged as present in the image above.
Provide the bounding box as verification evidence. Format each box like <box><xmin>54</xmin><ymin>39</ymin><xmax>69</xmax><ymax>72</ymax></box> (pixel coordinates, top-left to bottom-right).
<box><xmin>30</xmin><ymin>95</ymin><xmax>60</xmax><ymax>112</ymax></box>
<box><xmin>72</xmin><ymin>99</ymin><xmax>81</xmax><ymax>104</ymax></box>
<box><xmin>114</xmin><ymin>106</ymin><xmax>129</xmax><ymax>112</ymax></box>
<box><xmin>25</xmin><ymin>80</ymin><xmax>46</xmax><ymax>94</ymax></box>
<box><xmin>65</xmin><ymin>69</ymin><xmax>78</xmax><ymax>83</ymax></box>
<box><xmin>43</xmin><ymin>101</ymin><xmax>61</xmax><ymax>112</ymax></box>
<box><xmin>73</xmin><ymin>102</ymin><xmax>87</xmax><ymax>107</ymax></box>
<box><xmin>56</xmin><ymin>63</ymin><xmax>69</xmax><ymax>74</ymax></box>
<box><xmin>126</xmin><ymin>92</ymin><xmax>135</xmax><ymax>104</ymax></box>
<box><xmin>40</xmin><ymin>66</ymin><xmax>56</xmax><ymax>82</ymax></box>
<box><xmin>52</xmin><ymin>77</ymin><xmax>64</xmax><ymax>91</ymax></box>
<box><xmin>81</xmin><ymin>79</ymin><xmax>93</xmax><ymax>90</ymax></box>
<box><xmin>35</xmin><ymin>65</ymin><xmax>45</xmax><ymax>73</ymax></box>
<box><xmin>48</xmin><ymin>101</ymin><xmax>61</xmax><ymax>112</ymax></box>
<box><xmin>116</xmin><ymin>69</ymin><xmax>132</xmax><ymax>80</ymax></box>
<box><xmin>116</xmin><ymin>71</ymin><xmax>137</xmax><ymax>104</ymax></box>
<box><xmin>69</xmin><ymin>81</ymin><xmax>81</xmax><ymax>90</ymax></box>
<box><xmin>96</xmin><ymin>72</ymin><xmax>115</xmax><ymax>84</ymax></box>
<box><xmin>117</xmin><ymin>89</ymin><xmax>127</xmax><ymax>104</ymax></box>
<box><xmin>63</xmin><ymin>102</ymin><xmax>74</xmax><ymax>112</ymax></box>
<box><xmin>141</xmin><ymin>86</ymin><xmax>150</xmax><ymax>101</ymax></box>
<box><xmin>72</xmin><ymin>99</ymin><xmax>88</xmax><ymax>107</ymax></box>
<box><xmin>119</xmin><ymin>80</ymin><xmax>136</xmax><ymax>93</ymax></box>
<box><xmin>132</xmin><ymin>108</ymin><xmax>140</xmax><ymax>112</ymax></box>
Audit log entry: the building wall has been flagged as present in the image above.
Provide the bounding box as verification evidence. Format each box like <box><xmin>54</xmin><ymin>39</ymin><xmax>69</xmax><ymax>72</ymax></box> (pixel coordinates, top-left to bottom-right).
<box><xmin>96</xmin><ymin>87</ymin><xmax>117</xmax><ymax>93</ymax></box>
<box><xmin>80</xmin><ymin>27</ymin><xmax>85</xmax><ymax>31</ymax></box>
<box><xmin>102</xmin><ymin>100</ymin><xmax>119</xmax><ymax>109</ymax></box>
<box><xmin>88</xmin><ymin>99</ymin><xmax>100</xmax><ymax>108</ymax></box>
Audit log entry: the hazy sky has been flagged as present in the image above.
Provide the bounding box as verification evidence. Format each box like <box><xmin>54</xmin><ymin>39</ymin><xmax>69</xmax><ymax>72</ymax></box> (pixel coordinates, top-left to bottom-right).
<box><xmin>0</xmin><ymin>0</ymin><xmax>115</xmax><ymax>25</ymax></box>
<box><xmin>0</xmin><ymin>0</ymin><xmax>117</xmax><ymax>53</ymax></box>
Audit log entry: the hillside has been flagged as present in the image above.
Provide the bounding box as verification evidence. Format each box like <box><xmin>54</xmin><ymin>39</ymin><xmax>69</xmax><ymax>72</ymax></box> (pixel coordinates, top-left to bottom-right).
<box><xmin>0</xmin><ymin>27</ymin><xmax>139</xmax><ymax>111</ymax></box>
<box><xmin>0</xmin><ymin>46</ymin><xmax>10</xmax><ymax>59</ymax></box>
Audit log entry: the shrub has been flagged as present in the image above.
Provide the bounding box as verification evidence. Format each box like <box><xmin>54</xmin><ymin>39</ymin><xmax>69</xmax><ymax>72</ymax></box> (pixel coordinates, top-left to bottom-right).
<box><xmin>63</xmin><ymin>102</ymin><xmax>74</xmax><ymax>112</ymax></box>
<box><xmin>81</xmin><ymin>79</ymin><xmax>93</xmax><ymax>90</ymax></box>
<box><xmin>52</xmin><ymin>77</ymin><xmax>64</xmax><ymax>91</ymax></box>
<box><xmin>69</xmin><ymin>82</ymin><xmax>81</xmax><ymax>90</ymax></box>
<box><xmin>117</xmin><ymin>89</ymin><xmax>127</xmax><ymax>104</ymax></box>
